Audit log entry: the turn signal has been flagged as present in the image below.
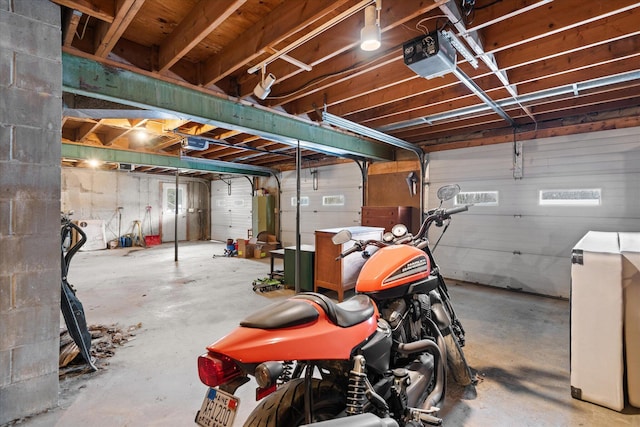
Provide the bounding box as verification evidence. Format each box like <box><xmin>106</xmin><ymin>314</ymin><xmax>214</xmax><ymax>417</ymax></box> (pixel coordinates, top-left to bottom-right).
<box><xmin>254</xmin><ymin>361</ymin><xmax>284</xmax><ymax>389</ymax></box>
<box><xmin>197</xmin><ymin>352</ymin><xmax>240</xmax><ymax>387</ymax></box>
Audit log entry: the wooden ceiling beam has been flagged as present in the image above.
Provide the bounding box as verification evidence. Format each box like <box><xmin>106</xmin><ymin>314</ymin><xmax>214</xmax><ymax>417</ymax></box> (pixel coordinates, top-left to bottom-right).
<box><xmin>94</xmin><ymin>0</ymin><xmax>146</xmax><ymax>58</ymax></box>
<box><xmin>526</xmin><ymin>84</ymin><xmax>640</xmax><ymax>115</ymax></box>
<box><xmin>420</xmin><ymin>110</ymin><xmax>640</xmax><ymax>153</ymax></box>
<box><xmin>50</xmin><ymin>0</ymin><xmax>115</xmax><ymax>23</ymax></box>
<box><xmin>178</xmin><ymin>124</ymin><xmax>217</xmax><ymax>136</ymax></box>
<box><xmin>324</xmin><ymin>12</ymin><xmax>640</xmax><ymax>123</ymax></box>
<box><xmin>495</xmin><ymin>9</ymin><xmax>640</xmax><ymax>71</ymax></box>
<box><xmin>62</xmin><ymin>9</ymin><xmax>82</xmax><ymax>47</ymax></box>
<box><xmin>482</xmin><ymin>0</ymin><xmax>640</xmax><ymax>55</ymax></box>
<box><xmin>466</xmin><ymin>0</ymin><xmax>555</xmax><ymax>33</ymax></box>
<box><xmin>285</xmin><ymin>59</ymin><xmax>421</xmax><ymax>115</ymax></box>
<box><xmin>341</xmin><ymin>38</ymin><xmax>639</xmax><ymax>130</ymax></box>
<box><xmin>238</xmin><ymin>0</ymin><xmax>451</xmax><ymax>98</ymax></box>
<box><xmin>75</xmin><ymin>121</ymin><xmax>101</xmax><ymax>142</ymax></box>
<box><xmin>516</xmin><ymin>53</ymin><xmax>640</xmax><ymax>96</ymax></box>
<box><xmin>270</xmin><ymin>51</ymin><xmax>403</xmax><ymax>111</ymax></box>
<box><xmin>158</xmin><ymin>0</ymin><xmax>247</xmax><ymax>72</ymax></box>
<box><xmin>215</xmin><ymin>129</ymin><xmax>243</xmax><ymax>140</ymax></box>
<box><xmin>200</xmin><ymin>0</ymin><xmax>351</xmax><ymax>87</ymax></box>
<box><xmin>396</xmin><ymin>91</ymin><xmax>640</xmax><ymax>144</ymax></box>
<box><xmin>508</xmin><ymin>35</ymin><xmax>640</xmax><ymax>86</ymax></box>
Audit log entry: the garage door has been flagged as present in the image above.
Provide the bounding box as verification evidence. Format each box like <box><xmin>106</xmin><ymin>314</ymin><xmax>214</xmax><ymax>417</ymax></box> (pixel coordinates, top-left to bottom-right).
<box><xmin>427</xmin><ymin>127</ymin><xmax>640</xmax><ymax>298</ymax></box>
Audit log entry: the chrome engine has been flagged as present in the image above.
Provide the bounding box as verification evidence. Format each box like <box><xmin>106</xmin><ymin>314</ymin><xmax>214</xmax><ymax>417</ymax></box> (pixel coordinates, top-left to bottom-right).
<box><xmin>381</xmin><ymin>294</ymin><xmax>438</xmax><ymax>409</ymax></box>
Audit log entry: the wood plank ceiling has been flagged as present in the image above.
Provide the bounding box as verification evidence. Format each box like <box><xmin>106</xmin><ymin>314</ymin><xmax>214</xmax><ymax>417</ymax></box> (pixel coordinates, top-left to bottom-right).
<box><xmin>54</xmin><ymin>0</ymin><xmax>640</xmax><ymax>177</ymax></box>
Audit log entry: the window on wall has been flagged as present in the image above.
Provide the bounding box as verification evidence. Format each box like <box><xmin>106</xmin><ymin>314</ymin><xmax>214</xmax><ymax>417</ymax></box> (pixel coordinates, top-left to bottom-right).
<box><xmin>455</xmin><ymin>191</ymin><xmax>499</xmax><ymax>206</ymax></box>
<box><xmin>539</xmin><ymin>189</ymin><xmax>602</xmax><ymax>206</ymax></box>
<box><xmin>322</xmin><ymin>195</ymin><xmax>345</xmax><ymax>206</ymax></box>
<box><xmin>291</xmin><ymin>196</ymin><xmax>310</xmax><ymax>206</ymax></box>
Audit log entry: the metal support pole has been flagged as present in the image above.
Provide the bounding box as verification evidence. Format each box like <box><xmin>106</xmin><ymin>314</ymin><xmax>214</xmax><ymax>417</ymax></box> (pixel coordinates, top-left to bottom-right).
<box><xmin>295</xmin><ymin>140</ymin><xmax>301</xmax><ymax>294</ymax></box>
<box><xmin>175</xmin><ymin>168</ymin><xmax>179</xmax><ymax>262</ymax></box>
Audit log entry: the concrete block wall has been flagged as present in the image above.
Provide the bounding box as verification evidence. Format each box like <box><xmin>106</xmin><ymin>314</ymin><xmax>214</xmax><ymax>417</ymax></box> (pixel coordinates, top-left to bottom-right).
<box><xmin>0</xmin><ymin>1</ymin><xmax>62</xmax><ymax>424</ymax></box>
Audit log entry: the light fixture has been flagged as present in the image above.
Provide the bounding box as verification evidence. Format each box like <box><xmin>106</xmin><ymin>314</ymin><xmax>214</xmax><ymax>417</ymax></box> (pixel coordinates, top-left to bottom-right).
<box><xmin>360</xmin><ymin>0</ymin><xmax>381</xmax><ymax>51</ymax></box>
<box><xmin>133</xmin><ymin>129</ymin><xmax>148</xmax><ymax>142</ymax></box>
<box><xmin>87</xmin><ymin>159</ymin><xmax>101</xmax><ymax>168</ymax></box>
<box><xmin>253</xmin><ymin>65</ymin><xmax>276</xmax><ymax>100</ymax></box>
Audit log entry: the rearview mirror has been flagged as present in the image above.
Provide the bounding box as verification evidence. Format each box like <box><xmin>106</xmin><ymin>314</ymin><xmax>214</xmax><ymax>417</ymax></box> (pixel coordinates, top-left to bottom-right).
<box><xmin>436</xmin><ymin>184</ymin><xmax>460</xmax><ymax>202</ymax></box>
<box><xmin>331</xmin><ymin>229</ymin><xmax>352</xmax><ymax>245</ymax></box>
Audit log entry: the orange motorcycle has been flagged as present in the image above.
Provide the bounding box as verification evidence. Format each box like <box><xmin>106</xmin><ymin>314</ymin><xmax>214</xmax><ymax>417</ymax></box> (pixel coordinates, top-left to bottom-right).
<box><xmin>195</xmin><ymin>184</ymin><xmax>473</xmax><ymax>427</ymax></box>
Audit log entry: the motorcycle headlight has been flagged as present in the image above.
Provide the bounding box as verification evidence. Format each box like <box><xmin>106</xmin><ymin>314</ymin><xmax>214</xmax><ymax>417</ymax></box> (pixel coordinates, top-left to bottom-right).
<box><xmin>255</xmin><ymin>361</ymin><xmax>283</xmax><ymax>389</ymax></box>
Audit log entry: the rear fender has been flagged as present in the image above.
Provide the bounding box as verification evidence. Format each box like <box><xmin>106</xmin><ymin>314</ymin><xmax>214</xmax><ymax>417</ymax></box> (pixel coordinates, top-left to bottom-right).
<box><xmin>207</xmin><ymin>300</ymin><xmax>378</xmax><ymax>363</ymax></box>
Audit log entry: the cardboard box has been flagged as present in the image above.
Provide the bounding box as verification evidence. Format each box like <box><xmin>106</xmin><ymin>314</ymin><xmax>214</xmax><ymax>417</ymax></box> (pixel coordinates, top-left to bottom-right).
<box><xmin>237</xmin><ymin>239</ymin><xmax>255</xmax><ymax>258</ymax></box>
<box><xmin>254</xmin><ymin>244</ymin><xmax>278</xmax><ymax>259</ymax></box>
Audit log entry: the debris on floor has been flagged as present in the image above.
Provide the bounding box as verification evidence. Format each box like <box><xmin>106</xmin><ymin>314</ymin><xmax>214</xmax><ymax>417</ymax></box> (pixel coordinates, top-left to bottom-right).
<box><xmin>59</xmin><ymin>323</ymin><xmax>142</xmax><ymax>378</ymax></box>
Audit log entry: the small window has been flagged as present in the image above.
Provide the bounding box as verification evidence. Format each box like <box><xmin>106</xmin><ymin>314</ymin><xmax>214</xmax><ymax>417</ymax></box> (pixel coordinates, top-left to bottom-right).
<box><xmin>322</xmin><ymin>195</ymin><xmax>345</xmax><ymax>206</ymax></box>
<box><xmin>539</xmin><ymin>189</ymin><xmax>601</xmax><ymax>206</ymax></box>
<box><xmin>291</xmin><ymin>196</ymin><xmax>310</xmax><ymax>207</ymax></box>
<box><xmin>455</xmin><ymin>191</ymin><xmax>499</xmax><ymax>206</ymax></box>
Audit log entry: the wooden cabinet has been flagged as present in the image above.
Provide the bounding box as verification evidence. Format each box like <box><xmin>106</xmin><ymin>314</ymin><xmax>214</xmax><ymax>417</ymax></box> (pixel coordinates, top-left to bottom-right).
<box><xmin>314</xmin><ymin>227</ymin><xmax>384</xmax><ymax>301</ymax></box>
<box><xmin>361</xmin><ymin>206</ymin><xmax>418</xmax><ymax>234</ymax></box>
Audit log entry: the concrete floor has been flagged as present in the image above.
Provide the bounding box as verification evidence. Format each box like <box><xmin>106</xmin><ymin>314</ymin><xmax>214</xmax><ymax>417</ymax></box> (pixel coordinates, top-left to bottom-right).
<box><xmin>11</xmin><ymin>241</ymin><xmax>640</xmax><ymax>427</ymax></box>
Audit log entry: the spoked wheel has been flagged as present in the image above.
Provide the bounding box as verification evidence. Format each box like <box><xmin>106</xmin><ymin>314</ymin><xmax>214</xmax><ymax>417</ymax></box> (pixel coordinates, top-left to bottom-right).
<box><xmin>244</xmin><ymin>378</ymin><xmax>345</xmax><ymax>427</ymax></box>
<box><xmin>443</xmin><ymin>329</ymin><xmax>473</xmax><ymax>386</ymax></box>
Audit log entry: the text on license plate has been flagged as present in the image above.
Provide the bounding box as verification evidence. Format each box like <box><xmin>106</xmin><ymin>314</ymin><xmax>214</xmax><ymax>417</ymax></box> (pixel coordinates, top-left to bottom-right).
<box><xmin>195</xmin><ymin>388</ymin><xmax>239</xmax><ymax>427</ymax></box>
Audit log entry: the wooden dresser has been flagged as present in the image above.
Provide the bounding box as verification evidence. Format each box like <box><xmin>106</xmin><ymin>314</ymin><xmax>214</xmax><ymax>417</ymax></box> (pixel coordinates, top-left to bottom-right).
<box><xmin>314</xmin><ymin>227</ymin><xmax>384</xmax><ymax>301</ymax></box>
<box><xmin>361</xmin><ymin>206</ymin><xmax>417</xmax><ymax>234</ymax></box>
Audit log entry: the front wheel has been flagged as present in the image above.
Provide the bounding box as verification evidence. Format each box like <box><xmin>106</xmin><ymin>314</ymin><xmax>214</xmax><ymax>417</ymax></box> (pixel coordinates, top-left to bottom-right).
<box><xmin>244</xmin><ymin>378</ymin><xmax>345</xmax><ymax>427</ymax></box>
<box><xmin>444</xmin><ymin>331</ymin><xmax>473</xmax><ymax>386</ymax></box>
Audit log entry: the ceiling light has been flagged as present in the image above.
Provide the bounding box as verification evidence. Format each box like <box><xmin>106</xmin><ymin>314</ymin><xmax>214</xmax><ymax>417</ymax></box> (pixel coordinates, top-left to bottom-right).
<box><xmin>253</xmin><ymin>66</ymin><xmax>276</xmax><ymax>100</ymax></box>
<box><xmin>87</xmin><ymin>159</ymin><xmax>101</xmax><ymax>168</ymax></box>
<box><xmin>133</xmin><ymin>129</ymin><xmax>148</xmax><ymax>142</ymax></box>
<box><xmin>360</xmin><ymin>3</ymin><xmax>381</xmax><ymax>51</ymax></box>
<box><xmin>360</xmin><ymin>0</ymin><xmax>382</xmax><ymax>51</ymax></box>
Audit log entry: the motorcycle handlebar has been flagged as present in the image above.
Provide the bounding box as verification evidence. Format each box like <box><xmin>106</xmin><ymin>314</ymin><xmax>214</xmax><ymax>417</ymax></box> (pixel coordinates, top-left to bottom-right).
<box><xmin>336</xmin><ymin>242</ymin><xmax>362</xmax><ymax>260</ymax></box>
<box><xmin>444</xmin><ymin>204</ymin><xmax>469</xmax><ymax>216</ymax></box>
<box><xmin>336</xmin><ymin>203</ymin><xmax>471</xmax><ymax>257</ymax></box>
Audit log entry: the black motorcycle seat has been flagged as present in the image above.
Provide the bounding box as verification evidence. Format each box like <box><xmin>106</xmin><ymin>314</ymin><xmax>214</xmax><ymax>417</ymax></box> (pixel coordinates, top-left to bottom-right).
<box><xmin>292</xmin><ymin>292</ymin><xmax>375</xmax><ymax>328</ymax></box>
<box><xmin>240</xmin><ymin>299</ymin><xmax>319</xmax><ymax>329</ymax></box>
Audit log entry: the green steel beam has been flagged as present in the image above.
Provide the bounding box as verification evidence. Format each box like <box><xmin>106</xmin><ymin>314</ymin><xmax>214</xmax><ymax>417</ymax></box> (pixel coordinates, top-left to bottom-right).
<box><xmin>61</xmin><ymin>143</ymin><xmax>274</xmax><ymax>177</ymax></box>
<box><xmin>62</xmin><ymin>53</ymin><xmax>394</xmax><ymax>162</ymax></box>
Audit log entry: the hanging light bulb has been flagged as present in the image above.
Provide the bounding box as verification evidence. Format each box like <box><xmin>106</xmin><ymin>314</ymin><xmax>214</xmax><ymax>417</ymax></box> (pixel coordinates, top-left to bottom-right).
<box><xmin>360</xmin><ymin>2</ymin><xmax>381</xmax><ymax>51</ymax></box>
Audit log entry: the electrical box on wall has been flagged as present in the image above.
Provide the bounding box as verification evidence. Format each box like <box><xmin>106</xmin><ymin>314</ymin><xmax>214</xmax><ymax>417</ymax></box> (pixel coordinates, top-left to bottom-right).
<box><xmin>403</xmin><ymin>31</ymin><xmax>456</xmax><ymax>79</ymax></box>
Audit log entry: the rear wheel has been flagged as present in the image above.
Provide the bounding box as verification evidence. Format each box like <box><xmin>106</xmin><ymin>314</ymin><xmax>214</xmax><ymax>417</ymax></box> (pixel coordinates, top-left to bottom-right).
<box><xmin>444</xmin><ymin>331</ymin><xmax>473</xmax><ymax>386</ymax></box>
<box><xmin>244</xmin><ymin>378</ymin><xmax>345</xmax><ymax>427</ymax></box>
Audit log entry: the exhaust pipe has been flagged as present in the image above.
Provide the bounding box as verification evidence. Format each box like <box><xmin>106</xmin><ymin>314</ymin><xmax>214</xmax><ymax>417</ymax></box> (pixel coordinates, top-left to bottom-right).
<box><xmin>301</xmin><ymin>412</ymin><xmax>399</xmax><ymax>426</ymax></box>
<box><xmin>396</xmin><ymin>321</ymin><xmax>446</xmax><ymax>410</ymax></box>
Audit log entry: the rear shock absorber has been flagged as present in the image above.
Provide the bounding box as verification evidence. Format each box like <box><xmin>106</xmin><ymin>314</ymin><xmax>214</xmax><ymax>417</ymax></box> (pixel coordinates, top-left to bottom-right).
<box><xmin>346</xmin><ymin>355</ymin><xmax>367</xmax><ymax>415</ymax></box>
<box><xmin>279</xmin><ymin>361</ymin><xmax>294</xmax><ymax>383</ymax></box>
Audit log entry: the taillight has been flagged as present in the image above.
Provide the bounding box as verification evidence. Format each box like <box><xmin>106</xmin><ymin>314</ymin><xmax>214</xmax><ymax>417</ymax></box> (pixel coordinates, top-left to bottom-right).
<box><xmin>197</xmin><ymin>352</ymin><xmax>240</xmax><ymax>387</ymax></box>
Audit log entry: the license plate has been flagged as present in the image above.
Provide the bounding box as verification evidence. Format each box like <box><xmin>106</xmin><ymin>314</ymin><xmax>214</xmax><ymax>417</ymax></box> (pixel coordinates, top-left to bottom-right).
<box><xmin>195</xmin><ymin>388</ymin><xmax>240</xmax><ymax>427</ymax></box>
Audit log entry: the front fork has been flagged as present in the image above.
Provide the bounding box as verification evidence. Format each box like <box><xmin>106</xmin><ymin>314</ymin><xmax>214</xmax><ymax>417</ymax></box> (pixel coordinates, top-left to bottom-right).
<box><xmin>429</xmin><ymin>283</ymin><xmax>466</xmax><ymax>347</ymax></box>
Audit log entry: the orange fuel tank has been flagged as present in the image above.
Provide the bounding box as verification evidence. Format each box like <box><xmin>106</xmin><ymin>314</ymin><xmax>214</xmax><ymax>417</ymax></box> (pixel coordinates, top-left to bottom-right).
<box><xmin>356</xmin><ymin>245</ymin><xmax>431</xmax><ymax>299</ymax></box>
